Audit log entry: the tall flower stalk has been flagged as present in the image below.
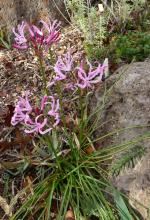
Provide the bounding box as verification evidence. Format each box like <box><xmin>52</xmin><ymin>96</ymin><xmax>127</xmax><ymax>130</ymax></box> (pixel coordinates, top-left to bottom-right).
<box><xmin>38</xmin><ymin>55</ymin><xmax>48</xmax><ymax>94</ymax></box>
<box><xmin>12</xmin><ymin>20</ymin><xmax>61</xmax><ymax>94</ymax></box>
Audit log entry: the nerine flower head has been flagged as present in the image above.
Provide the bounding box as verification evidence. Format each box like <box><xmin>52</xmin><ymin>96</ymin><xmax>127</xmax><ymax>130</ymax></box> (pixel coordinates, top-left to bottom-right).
<box><xmin>12</xmin><ymin>21</ymin><xmax>28</xmax><ymax>49</ymax></box>
<box><xmin>76</xmin><ymin>60</ymin><xmax>106</xmax><ymax>89</ymax></box>
<box><xmin>40</xmin><ymin>19</ymin><xmax>61</xmax><ymax>45</ymax></box>
<box><xmin>12</xmin><ymin>19</ymin><xmax>61</xmax><ymax>50</ymax></box>
<box><xmin>25</xmin><ymin>95</ymin><xmax>60</xmax><ymax>134</ymax></box>
<box><xmin>28</xmin><ymin>25</ymin><xmax>44</xmax><ymax>46</ymax></box>
<box><xmin>27</xmin><ymin>20</ymin><xmax>60</xmax><ymax>48</ymax></box>
<box><xmin>55</xmin><ymin>51</ymin><xmax>73</xmax><ymax>72</ymax></box>
<box><xmin>48</xmin><ymin>51</ymin><xmax>74</xmax><ymax>87</ymax></box>
<box><xmin>24</xmin><ymin>114</ymin><xmax>52</xmax><ymax>134</ymax></box>
<box><xmin>11</xmin><ymin>93</ymin><xmax>60</xmax><ymax>135</ymax></box>
<box><xmin>11</xmin><ymin>92</ymin><xmax>32</xmax><ymax>125</ymax></box>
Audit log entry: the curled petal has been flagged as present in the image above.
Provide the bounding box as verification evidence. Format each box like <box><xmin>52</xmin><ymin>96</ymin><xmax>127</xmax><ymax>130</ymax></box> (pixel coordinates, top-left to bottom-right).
<box><xmin>25</xmin><ymin>127</ymin><xmax>37</xmax><ymax>134</ymax></box>
<box><xmin>76</xmin><ymin>83</ymin><xmax>86</xmax><ymax>89</ymax></box>
<box><xmin>11</xmin><ymin>111</ymin><xmax>26</xmax><ymax>125</ymax></box>
<box><xmin>39</xmin><ymin>127</ymin><xmax>52</xmax><ymax>134</ymax></box>
<box><xmin>11</xmin><ymin>92</ymin><xmax>32</xmax><ymax>126</ymax></box>
<box><xmin>12</xmin><ymin>21</ymin><xmax>28</xmax><ymax>50</ymax></box>
<box><xmin>24</xmin><ymin>115</ymin><xmax>50</xmax><ymax>134</ymax></box>
<box><xmin>53</xmin><ymin>114</ymin><xmax>60</xmax><ymax>127</ymax></box>
<box><xmin>13</xmin><ymin>43</ymin><xmax>28</xmax><ymax>50</ymax></box>
<box><xmin>40</xmin><ymin>96</ymin><xmax>48</xmax><ymax>111</ymax></box>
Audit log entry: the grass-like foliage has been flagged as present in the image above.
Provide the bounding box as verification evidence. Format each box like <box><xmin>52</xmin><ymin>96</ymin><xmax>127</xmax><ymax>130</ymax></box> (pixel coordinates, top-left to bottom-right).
<box><xmin>10</xmin><ymin>130</ymin><xmax>149</xmax><ymax>220</ymax></box>
<box><xmin>111</xmin><ymin>145</ymin><xmax>146</xmax><ymax>176</ymax></box>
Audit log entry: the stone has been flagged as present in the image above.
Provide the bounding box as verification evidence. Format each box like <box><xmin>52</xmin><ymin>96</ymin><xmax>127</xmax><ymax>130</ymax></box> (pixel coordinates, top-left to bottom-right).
<box><xmin>0</xmin><ymin>0</ymin><xmax>69</xmax><ymax>32</ymax></box>
<box><xmin>93</xmin><ymin>61</ymin><xmax>150</xmax><ymax>219</ymax></box>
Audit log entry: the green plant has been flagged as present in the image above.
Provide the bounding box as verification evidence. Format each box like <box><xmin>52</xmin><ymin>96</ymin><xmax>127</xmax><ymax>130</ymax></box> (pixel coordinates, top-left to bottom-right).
<box><xmin>9</xmin><ymin>130</ymin><xmax>150</xmax><ymax>220</ymax></box>
<box><xmin>2</xmin><ymin>19</ymin><xmax>150</xmax><ymax>220</ymax></box>
<box><xmin>87</xmin><ymin>30</ymin><xmax>150</xmax><ymax>67</ymax></box>
<box><xmin>65</xmin><ymin>0</ymin><xmax>107</xmax><ymax>58</ymax></box>
<box><xmin>114</xmin><ymin>31</ymin><xmax>150</xmax><ymax>62</ymax></box>
<box><xmin>111</xmin><ymin>145</ymin><xmax>146</xmax><ymax>176</ymax></box>
<box><xmin>9</xmin><ymin>68</ymin><xmax>150</xmax><ymax>219</ymax></box>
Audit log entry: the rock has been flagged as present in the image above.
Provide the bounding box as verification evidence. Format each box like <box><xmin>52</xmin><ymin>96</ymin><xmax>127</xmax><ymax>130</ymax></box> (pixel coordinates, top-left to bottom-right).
<box><xmin>113</xmin><ymin>152</ymin><xmax>150</xmax><ymax>220</ymax></box>
<box><xmin>93</xmin><ymin>61</ymin><xmax>150</xmax><ymax>219</ymax></box>
<box><xmin>0</xmin><ymin>0</ymin><xmax>69</xmax><ymax>32</ymax></box>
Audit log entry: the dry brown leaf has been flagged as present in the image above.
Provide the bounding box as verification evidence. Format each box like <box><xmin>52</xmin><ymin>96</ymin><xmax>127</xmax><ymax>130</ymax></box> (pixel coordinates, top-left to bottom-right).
<box><xmin>85</xmin><ymin>145</ymin><xmax>96</xmax><ymax>154</ymax></box>
<box><xmin>0</xmin><ymin>135</ymin><xmax>32</xmax><ymax>152</ymax></box>
<box><xmin>65</xmin><ymin>209</ymin><xmax>75</xmax><ymax>220</ymax></box>
<box><xmin>26</xmin><ymin>176</ymin><xmax>34</xmax><ymax>195</ymax></box>
<box><xmin>73</xmin><ymin>133</ymin><xmax>80</xmax><ymax>150</ymax></box>
<box><xmin>0</xmin><ymin>195</ymin><xmax>12</xmax><ymax>217</ymax></box>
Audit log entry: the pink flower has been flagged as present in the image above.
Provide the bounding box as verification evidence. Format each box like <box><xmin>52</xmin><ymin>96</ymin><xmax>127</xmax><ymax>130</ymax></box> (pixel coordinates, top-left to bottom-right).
<box><xmin>48</xmin><ymin>51</ymin><xmax>73</xmax><ymax>87</ymax></box>
<box><xmin>11</xmin><ymin>92</ymin><xmax>32</xmax><ymax>125</ymax></box>
<box><xmin>16</xmin><ymin>92</ymin><xmax>32</xmax><ymax>112</ymax></box>
<box><xmin>54</xmin><ymin>51</ymin><xmax>73</xmax><ymax>72</ymax></box>
<box><xmin>12</xmin><ymin>21</ymin><xmax>28</xmax><ymax>49</ymax></box>
<box><xmin>11</xmin><ymin>111</ymin><xmax>29</xmax><ymax>126</ymax></box>
<box><xmin>28</xmin><ymin>25</ymin><xmax>44</xmax><ymax>45</ymax></box>
<box><xmin>40</xmin><ymin>19</ymin><xmax>61</xmax><ymax>45</ymax></box>
<box><xmin>11</xmin><ymin>94</ymin><xmax>60</xmax><ymax>135</ymax></box>
<box><xmin>76</xmin><ymin>60</ymin><xmax>106</xmax><ymax>89</ymax></box>
<box><xmin>24</xmin><ymin>96</ymin><xmax>60</xmax><ymax>134</ymax></box>
<box><xmin>47</xmin><ymin>96</ymin><xmax>60</xmax><ymax>126</ymax></box>
<box><xmin>12</xmin><ymin>20</ymin><xmax>60</xmax><ymax>50</ymax></box>
<box><xmin>24</xmin><ymin>114</ymin><xmax>52</xmax><ymax>134</ymax></box>
<box><xmin>28</xmin><ymin>19</ymin><xmax>60</xmax><ymax>47</ymax></box>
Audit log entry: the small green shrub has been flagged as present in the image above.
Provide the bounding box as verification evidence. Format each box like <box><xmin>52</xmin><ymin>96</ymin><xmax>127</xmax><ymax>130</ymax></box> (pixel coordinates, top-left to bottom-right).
<box><xmin>114</xmin><ymin>31</ymin><xmax>150</xmax><ymax>62</ymax></box>
<box><xmin>65</xmin><ymin>0</ymin><xmax>107</xmax><ymax>59</ymax></box>
<box><xmin>85</xmin><ymin>31</ymin><xmax>150</xmax><ymax>71</ymax></box>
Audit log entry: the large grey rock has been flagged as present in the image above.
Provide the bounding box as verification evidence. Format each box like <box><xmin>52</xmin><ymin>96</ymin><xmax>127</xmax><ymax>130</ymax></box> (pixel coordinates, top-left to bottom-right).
<box><xmin>0</xmin><ymin>0</ymin><xmax>69</xmax><ymax>32</ymax></box>
<box><xmin>94</xmin><ymin>61</ymin><xmax>150</xmax><ymax>219</ymax></box>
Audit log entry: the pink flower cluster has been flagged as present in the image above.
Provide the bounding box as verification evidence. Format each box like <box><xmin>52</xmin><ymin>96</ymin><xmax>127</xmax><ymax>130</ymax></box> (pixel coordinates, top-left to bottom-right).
<box><xmin>11</xmin><ymin>19</ymin><xmax>108</xmax><ymax>136</ymax></box>
<box><xmin>76</xmin><ymin>60</ymin><xmax>105</xmax><ymax>89</ymax></box>
<box><xmin>48</xmin><ymin>51</ymin><xmax>74</xmax><ymax>87</ymax></box>
<box><xmin>12</xmin><ymin>20</ymin><xmax>60</xmax><ymax>50</ymax></box>
<box><xmin>11</xmin><ymin>93</ymin><xmax>60</xmax><ymax>134</ymax></box>
<box><xmin>48</xmin><ymin>51</ymin><xmax>107</xmax><ymax>89</ymax></box>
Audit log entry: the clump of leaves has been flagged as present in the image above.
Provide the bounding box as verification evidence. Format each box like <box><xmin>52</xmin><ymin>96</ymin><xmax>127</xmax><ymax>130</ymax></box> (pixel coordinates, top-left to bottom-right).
<box><xmin>85</xmin><ymin>30</ymin><xmax>150</xmax><ymax>69</ymax></box>
<box><xmin>114</xmin><ymin>31</ymin><xmax>150</xmax><ymax>63</ymax></box>
<box><xmin>9</xmin><ymin>132</ymin><xmax>148</xmax><ymax>220</ymax></box>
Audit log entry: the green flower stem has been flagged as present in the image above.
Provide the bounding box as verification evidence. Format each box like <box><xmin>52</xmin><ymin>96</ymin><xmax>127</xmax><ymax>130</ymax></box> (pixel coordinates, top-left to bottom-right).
<box><xmin>38</xmin><ymin>56</ymin><xmax>48</xmax><ymax>95</ymax></box>
<box><xmin>48</xmin><ymin>48</ymin><xmax>55</xmax><ymax>65</ymax></box>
